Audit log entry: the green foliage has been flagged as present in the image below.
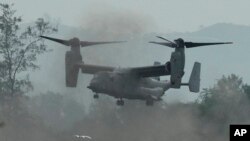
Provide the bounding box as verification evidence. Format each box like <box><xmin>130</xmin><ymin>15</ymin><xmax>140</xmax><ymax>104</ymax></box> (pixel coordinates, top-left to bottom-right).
<box><xmin>0</xmin><ymin>3</ymin><xmax>57</xmax><ymax>96</ymax></box>
<box><xmin>242</xmin><ymin>84</ymin><xmax>250</xmax><ymax>99</ymax></box>
<box><xmin>199</xmin><ymin>74</ymin><xmax>245</xmax><ymax>113</ymax></box>
<box><xmin>198</xmin><ymin>74</ymin><xmax>250</xmax><ymax>135</ymax></box>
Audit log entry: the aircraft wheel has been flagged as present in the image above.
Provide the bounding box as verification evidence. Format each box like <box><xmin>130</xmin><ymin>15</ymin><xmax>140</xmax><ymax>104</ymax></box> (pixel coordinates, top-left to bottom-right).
<box><xmin>93</xmin><ymin>94</ymin><xmax>99</xmax><ymax>99</ymax></box>
<box><xmin>146</xmin><ymin>99</ymin><xmax>154</xmax><ymax>106</ymax></box>
<box><xmin>120</xmin><ymin>100</ymin><xmax>124</xmax><ymax>106</ymax></box>
<box><xmin>116</xmin><ymin>99</ymin><xmax>124</xmax><ymax>106</ymax></box>
<box><xmin>116</xmin><ymin>100</ymin><xmax>120</xmax><ymax>106</ymax></box>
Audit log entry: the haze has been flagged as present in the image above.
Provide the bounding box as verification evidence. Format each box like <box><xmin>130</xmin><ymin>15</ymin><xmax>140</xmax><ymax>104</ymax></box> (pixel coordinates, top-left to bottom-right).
<box><xmin>4</xmin><ymin>0</ymin><xmax>250</xmax><ymax>33</ymax></box>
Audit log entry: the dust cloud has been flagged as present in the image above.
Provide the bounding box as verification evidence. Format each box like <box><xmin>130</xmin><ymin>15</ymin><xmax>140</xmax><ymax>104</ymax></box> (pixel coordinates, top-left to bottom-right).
<box><xmin>79</xmin><ymin>4</ymin><xmax>153</xmax><ymax>40</ymax></box>
<box><xmin>65</xmin><ymin>9</ymin><xmax>156</xmax><ymax>68</ymax></box>
<box><xmin>1</xmin><ymin>74</ymin><xmax>250</xmax><ymax>141</ymax></box>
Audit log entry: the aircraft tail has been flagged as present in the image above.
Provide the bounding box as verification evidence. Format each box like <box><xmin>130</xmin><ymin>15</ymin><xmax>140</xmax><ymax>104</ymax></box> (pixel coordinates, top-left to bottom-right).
<box><xmin>181</xmin><ymin>62</ymin><xmax>201</xmax><ymax>93</ymax></box>
<box><xmin>65</xmin><ymin>51</ymin><xmax>82</xmax><ymax>87</ymax></box>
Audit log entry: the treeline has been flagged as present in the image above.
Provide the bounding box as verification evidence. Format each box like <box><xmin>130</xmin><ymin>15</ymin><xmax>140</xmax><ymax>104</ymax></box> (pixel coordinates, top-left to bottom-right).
<box><xmin>2</xmin><ymin>74</ymin><xmax>248</xmax><ymax>141</ymax></box>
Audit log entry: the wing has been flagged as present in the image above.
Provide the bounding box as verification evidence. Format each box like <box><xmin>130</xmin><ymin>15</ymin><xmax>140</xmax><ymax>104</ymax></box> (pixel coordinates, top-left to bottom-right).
<box><xmin>76</xmin><ymin>63</ymin><xmax>115</xmax><ymax>74</ymax></box>
<box><xmin>80</xmin><ymin>41</ymin><xmax>125</xmax><ymax>47</ymax></box>
<box><xmin>76</xmin><ymin>63</ymin><xmax>170</xmax><ymax>77</ymax></box>
<box><xmin>130</xmin><ymin>65</ymin><xmax>170</xmax><ymax>77</ymax></box>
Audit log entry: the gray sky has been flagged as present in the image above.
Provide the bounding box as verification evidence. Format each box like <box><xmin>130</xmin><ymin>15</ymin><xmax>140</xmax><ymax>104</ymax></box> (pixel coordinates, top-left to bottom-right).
<box><xmin>4</xmin><ymin>0</ymin><xmax>250</xmax><ymax>33</ymax></box>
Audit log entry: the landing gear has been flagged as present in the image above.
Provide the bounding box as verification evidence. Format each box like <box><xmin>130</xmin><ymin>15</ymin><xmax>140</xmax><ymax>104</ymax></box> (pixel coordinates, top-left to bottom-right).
<box><xmin>146</xmin><ymin>98</ymin><xmax>154</xmax><ymax>106</ymax></box>
<box><xmin>93</xmin><ymin>93</ymin><xmax>99</xmax><ymax>99</ymax></box>
<box><xmin>116</xmin><ymin>99</ymin><xmax>124</xmax><ymax>106</ymax></box>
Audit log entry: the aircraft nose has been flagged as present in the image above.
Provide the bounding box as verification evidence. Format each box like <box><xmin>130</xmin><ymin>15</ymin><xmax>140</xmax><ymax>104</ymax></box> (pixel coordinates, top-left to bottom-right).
<box><xmin>87</xmin><ymin>83</ymin><xmax>95</xmax><ymax>90</ymax></box>
<box><xmin>87</xmin><ymin>85</ymin><xmax>93</xmax><ymax>90</ymax></box>
<box><xmin>88</xmin><ymin>79</ymin><xmax>98</xmax><ymax>90</ymax></box>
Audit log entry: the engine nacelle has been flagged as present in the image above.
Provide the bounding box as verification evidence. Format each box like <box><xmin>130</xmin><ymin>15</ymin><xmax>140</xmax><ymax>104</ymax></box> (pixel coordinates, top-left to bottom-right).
<box><xmin>65</xmin><ymin>51</ymin><xmax>82</xmax><ymax>87</ymax></box>
<box><xmin>170</xmin><ymin>50</ymin><xmax>185</xmax><ymax>88</ymax></box>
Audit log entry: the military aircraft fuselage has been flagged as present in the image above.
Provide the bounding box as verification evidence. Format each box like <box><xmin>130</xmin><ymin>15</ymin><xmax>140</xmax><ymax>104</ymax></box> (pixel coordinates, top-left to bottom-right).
<box><xmin>87</xmin><ymin>70</ymin><xmax>171</xmax><ymax>100</ymax></box>
<box><xmin>40</xmin><ymin>35</ymin><xmax>232</xmax><ymax>106</ymax></box>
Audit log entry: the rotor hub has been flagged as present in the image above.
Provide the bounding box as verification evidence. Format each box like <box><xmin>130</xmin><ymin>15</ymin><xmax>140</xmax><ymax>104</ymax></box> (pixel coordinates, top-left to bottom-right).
<box><xmin>69</xmin><ymin>37</ymin><xmax>80</xmax><ymax>47</ymax></box>
<box><xmin>174</xmin><ymin>38</ymin><xmax>185</xmax><ymax>48</ymax></box>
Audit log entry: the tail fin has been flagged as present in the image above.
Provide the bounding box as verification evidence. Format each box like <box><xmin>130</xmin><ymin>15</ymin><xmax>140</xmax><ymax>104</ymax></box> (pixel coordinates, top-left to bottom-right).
<box><xmin>188</xmin><ymin>62</ymin><xmax>201</xmax><ymax>92</ymax></box>
<box><xmin>65</xmin><ymin>51</ymin><xmax>82</xmax><ymax>87</ymax></box>
<box><xmin>181</xmin><ymin>62</ymin><xmax>201</xmax><ymax>92</ymax></box>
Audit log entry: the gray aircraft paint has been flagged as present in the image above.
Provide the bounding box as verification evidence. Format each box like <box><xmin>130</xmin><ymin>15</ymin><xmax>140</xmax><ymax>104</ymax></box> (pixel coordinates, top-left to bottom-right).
<box><xmin>40</xmin><ymin>35</ymin><xmax>231</xmax><ymax>105</ymax></box>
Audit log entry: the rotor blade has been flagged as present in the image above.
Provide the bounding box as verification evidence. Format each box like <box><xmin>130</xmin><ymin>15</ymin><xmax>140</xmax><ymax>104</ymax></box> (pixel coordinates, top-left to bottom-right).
<box><xmin>185</xmin><ymin>42</ymin><xmax>233</xmax><ymax>48</ymax></box>
<box><xmin>149</xmin><ymin>41</ymin><xmax>176</xmax><ymax>48</ymax></box>
<box><xmin>80</xmin><ymin>41</ymin><xmax>126</xmax><ymax>47</ymax></box>
<box><xmin>156</xmin><ymin>36</ymin><xmax>176</xmax><ymax>44</ymax></box>
<box><xmin>40</xmin><ymin>36</ymin><xmax>70</xmax><ymax>46</ymax></box>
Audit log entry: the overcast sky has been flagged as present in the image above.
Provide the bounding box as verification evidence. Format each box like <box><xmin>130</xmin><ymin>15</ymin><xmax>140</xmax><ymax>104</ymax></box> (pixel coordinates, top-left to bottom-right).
<box><xmin>3</xmin><ymin>0</ymin><xmax>250</xmax><ymax>33</ymax></box>
<box><xmin>2</xmin><ymin>0</ymin><xmax>249</xmax><ymax>102</ymax></box>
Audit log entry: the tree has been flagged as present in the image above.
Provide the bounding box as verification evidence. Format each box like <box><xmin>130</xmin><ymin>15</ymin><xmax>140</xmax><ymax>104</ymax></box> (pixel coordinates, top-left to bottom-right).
<box><xmin>242</xmin><ymin>84</ymin><xmax>250</xmax><ymax>99</ymax></box>
<box><xmin>197</xmin><ymin>74</ymin><xmax>250</xmax><ymax>137</ymax></box>
<box><xmin>199</xmin><ymin>74</ymin><xmax>245</xmax><ymax>113</ymax></box>
<box><xmin>0</xmin><ymin>3</ymin><xmax>57</xmax><ymax>96</ymax></box>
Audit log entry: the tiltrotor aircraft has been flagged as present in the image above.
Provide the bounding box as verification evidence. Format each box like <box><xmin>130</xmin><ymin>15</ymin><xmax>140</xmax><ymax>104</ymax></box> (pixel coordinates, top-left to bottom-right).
<box><xmin>40</xmin><ymin>36</ymin><xmax>232</xmax><ymax>106</ymax></box>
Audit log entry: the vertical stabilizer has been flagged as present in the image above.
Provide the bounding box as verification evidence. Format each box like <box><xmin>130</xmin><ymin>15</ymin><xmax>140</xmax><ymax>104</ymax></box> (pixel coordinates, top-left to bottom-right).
<box><xmin>188</xmin><ymin>62</ymin><xmax>201</xmax><ymax>93</ymax></box>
